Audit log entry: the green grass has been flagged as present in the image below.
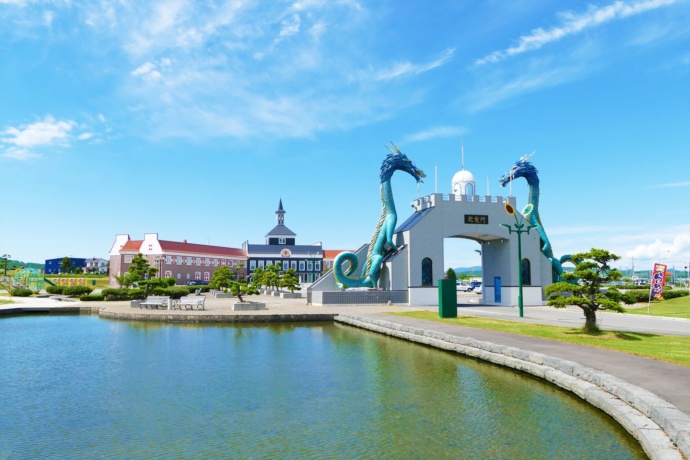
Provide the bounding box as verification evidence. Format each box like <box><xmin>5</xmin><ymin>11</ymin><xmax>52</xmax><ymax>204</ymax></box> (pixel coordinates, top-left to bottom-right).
<box><xmin>623</xmin><ymin>295</ymin><xmax>690</xmax><ymax>319</ymax></box>
<box><xmin>390</xmin><ymin>310</ymin><xmax>690</xmax><ymax>367</ymax></box>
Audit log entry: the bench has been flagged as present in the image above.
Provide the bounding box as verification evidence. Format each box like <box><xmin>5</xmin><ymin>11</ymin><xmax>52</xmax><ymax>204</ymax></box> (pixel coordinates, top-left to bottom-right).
<box><xmin>173</xmin><ymin>295</ymin><xmax>206</xmax><ymax>311</ymax></box>
<box><xmin>139</xmin><ymin>296</ymin><xmax>170</xmax><ymax>309</ymax></box>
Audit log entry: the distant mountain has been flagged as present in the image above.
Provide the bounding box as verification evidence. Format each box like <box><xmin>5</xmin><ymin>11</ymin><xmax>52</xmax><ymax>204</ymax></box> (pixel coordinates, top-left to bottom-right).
<box><xmin>454</xmin><ymin>266</ymin><xmax>482</xmax><ymax>274</ymax></box>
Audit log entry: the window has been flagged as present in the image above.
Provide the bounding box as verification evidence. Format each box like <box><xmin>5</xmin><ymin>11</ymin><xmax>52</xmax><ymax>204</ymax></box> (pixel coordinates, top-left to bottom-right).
<box><xmin>307</xmin><ymin>261</ymin><xmax>313</xmax><ymax>271</ymax></box>
<box><xmin>124</xmin><ymin>255</ymin><xmax>133</xmax><ymax>263</ymax></box>
<box><xmin>195</xmin><ymin>272</ymin><xmax>201</xmax><ymax>280</ymax></box>
<box><xmin>195</xmin><ymin>257</ymin><xmax>201</xmax><ymax>266</ymax></box>
<box><xmin>299</xmin><ymin>261</ymin><xmax>305</xmax><ymax>271</ymax></box>
<box><xmin>279</xmin><ymin>238</ymin><xmax>286</xmax><ymax>244</ymax></box>
<box><xmin>522</xmin><ymin>258</ymin><xmax>532</xmax><ymax>285</ymax></box>
<box><xmin>165</xmin><ymin>256</ymin><xmax>172</xmax><ymax>264</ymax></box>
<box><xmin>315</xmin><ymin>261</ymin><xmax>321</xmax><ymax>272</ymax></box>
<box><xmin>186</xmin><ymin>273</ymin><xmax>190</xmax><ymax>279</ymax></box>
<box><xmin>176</xmin><ymin>256</ymin><xmax>182</xmax><ymax>265</ymax></box>
<box><xmin>291</xmin><ymin>261</ymin><xmax>297</xmax><ymax>270</ymax></box>
<box><xmin>249</xmin><ymin>260</ymin><xmax>256</xmax><ymax>270</ymax></box>
<box><xmin>204</xmin><ymin>272</ymin><xmax>210</xmax><ymax>281</ymax></box>
<box><xmin>177</xmin><ymin>273</ymin><xmax>181</xmax><ymax>280</ymax></box>
<box><xmin>213</xmin><ymin>259</ymin><xmax>218</xmax><ymax>267</ymax></box>
<box><xmin>421</xmin><ymin>257</ymin><xmax>433</xmax><ymax>286</ymax></box>
<box><xmin>205</xmin><ymin>258</ymin><xmax>211</xmax><ymax>266</ymax></box>
<box><xmin>165</xmin><ymin>271</ymin><xmax>172</xmax><ymax>278</ymax></box>
<box><xmin>326</xmin><ymin>261</ymin><xmax>331</xmax><ymax>268</ymax></box>
<box><xmin>258</xmin><ymin>260</ymin><xmax>264</xmax><ymax>269</ymax></box>
<box><xmin>186</xmin><ymin>257</ymin><xmax>192</xmax><ymax>265</ymax></box>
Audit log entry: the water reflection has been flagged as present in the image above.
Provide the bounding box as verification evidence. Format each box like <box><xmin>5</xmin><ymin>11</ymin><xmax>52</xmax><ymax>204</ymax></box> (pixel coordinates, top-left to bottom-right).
<box><xmin>0</xmin><ymin>316</ymin><xmax>644</xmax><ymax>459</ymax></box>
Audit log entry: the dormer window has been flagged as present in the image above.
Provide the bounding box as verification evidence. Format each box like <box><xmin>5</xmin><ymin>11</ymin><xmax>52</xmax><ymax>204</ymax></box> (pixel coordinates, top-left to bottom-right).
<box><xmin>279</xmin><ymin>238</ymin><xmax>286</xmax><ymax>244</ymax></box>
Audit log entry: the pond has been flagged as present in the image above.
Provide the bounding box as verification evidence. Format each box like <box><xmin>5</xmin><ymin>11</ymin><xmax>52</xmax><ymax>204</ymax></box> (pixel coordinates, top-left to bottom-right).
<box><xmin>0</xmin><ymin>315</ymin><xmax>645</xmax><ymax>459</ymax></box>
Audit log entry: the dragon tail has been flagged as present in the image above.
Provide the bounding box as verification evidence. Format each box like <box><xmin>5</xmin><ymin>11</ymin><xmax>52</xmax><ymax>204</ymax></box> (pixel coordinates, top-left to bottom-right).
<box><xmin>333</xmin><ymin>251</ymin><xmax>373</xmax><ymax>289</ymax></box>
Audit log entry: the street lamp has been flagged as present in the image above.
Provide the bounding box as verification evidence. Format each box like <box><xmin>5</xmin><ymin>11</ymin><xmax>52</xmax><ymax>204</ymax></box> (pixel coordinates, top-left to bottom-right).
<box><xmin>1</xmin><ymin>254</ymin><xmax>10</xmax><ymax>276</ymax></box>
<box><xmin>501</xmin><ymin>202</ymin><xmax>534</xmax><ymax>318</ymax></box>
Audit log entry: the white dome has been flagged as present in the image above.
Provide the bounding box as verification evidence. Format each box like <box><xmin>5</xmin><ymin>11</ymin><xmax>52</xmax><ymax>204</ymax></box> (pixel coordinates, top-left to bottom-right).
<box><xmin>452</xmin><ymin>169</ymin><xmax>476</xmax><ymax>197</ymax></box>
<box><xmin>452</xmin><ymin>170</ymin><xmax>475</xmax><ymax>184</ymax></box>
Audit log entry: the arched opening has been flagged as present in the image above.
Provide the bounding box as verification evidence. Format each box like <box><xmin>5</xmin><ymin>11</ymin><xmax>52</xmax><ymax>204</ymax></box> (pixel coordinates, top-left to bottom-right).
<box><xmin>465</xmin><ymin>183</ymin><xmax>474</xmax><ymax>196</ymax></box>
<box><xmin>521</xmin><ymin>258</ymin><xmax>532</xmax><ymax>285</ymax></box>
<box><xmin>444</xmin><ymin>237</ymin><xmax>483</xmax><ymax>297</ymax></box>
<box><xmin>421</xmin><ymin>257</ymin><xmax>433</xmax><ymax>286</ymax></box>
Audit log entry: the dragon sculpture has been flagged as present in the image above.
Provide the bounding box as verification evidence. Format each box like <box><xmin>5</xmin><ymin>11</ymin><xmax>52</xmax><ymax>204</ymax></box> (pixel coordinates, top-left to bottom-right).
<box><xmin>334</xmin><ymin>144</ymin><xmax>425</xmax><ymax>289</ymax></box>
<box><xmin>499</xmin><ymin>154</ymin><xmax>572</xmax><ymax>282</ymax></box>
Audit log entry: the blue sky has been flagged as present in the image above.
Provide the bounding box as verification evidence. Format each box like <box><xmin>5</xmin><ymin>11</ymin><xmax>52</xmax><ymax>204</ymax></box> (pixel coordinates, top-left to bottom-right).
<box><xmin>1</xmin><ymin>0</ymin><xmax>689</xmax><ymax>274</ymax></box>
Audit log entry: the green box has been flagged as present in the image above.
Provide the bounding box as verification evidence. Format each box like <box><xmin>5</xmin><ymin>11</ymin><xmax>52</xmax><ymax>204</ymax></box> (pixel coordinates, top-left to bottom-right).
<box><xmin>438</xmin><ymin>278</ymin><xmax>457</xmax><ymax>318</ymax></box>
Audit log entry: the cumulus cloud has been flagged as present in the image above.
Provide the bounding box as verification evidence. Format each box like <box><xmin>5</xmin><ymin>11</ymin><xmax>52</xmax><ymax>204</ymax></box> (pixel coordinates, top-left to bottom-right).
<box><xmin>0</xmin><ymin>115</ymin><xmax>94</xmax><ymax>160</ymax></box>
<box><xmin>1</xmin><ymin>115</ymin><xmax>75</xmax><ymax>148</ymax></box>
<box><xmin>475</xmin><ymin>0</ymin><xmax>677</xmax><ymax>66</ymax></box>
<box><xmin>624</xmin><ymin>233</ymin><xmax>690</xmax><ymax>262</ymax></box>
<box><xmin>131</xmin><ymin>59</ymin><xmax>171</xmax><ymax>80</ymax></box>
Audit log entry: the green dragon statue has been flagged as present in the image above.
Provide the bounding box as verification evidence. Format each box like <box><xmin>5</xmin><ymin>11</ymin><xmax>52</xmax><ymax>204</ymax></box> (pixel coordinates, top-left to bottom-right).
<box><xmin>499</xmin><ymin>153</ymin><xmax>572</xmax><ymax>282</ymax></box>
<box><xmin>334</xmin><ymin>144</ymin><xmax>425</xmax><ymax>289</ymax></box>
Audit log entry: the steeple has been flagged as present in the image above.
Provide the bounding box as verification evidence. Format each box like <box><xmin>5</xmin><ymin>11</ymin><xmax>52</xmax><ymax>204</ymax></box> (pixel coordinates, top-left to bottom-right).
<box><xmin>266</xmin><ymin>199</ymin><xmax>296</xmax><ymax>245</ymax></box>
<box><xmin>276</xmin><ymin>199</ymin><xmax>285</xmax><ymax>226</ymax></box>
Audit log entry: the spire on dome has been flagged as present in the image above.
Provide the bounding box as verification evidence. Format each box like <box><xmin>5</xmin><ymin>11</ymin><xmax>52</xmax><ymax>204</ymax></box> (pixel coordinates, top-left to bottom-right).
<box><xmin>452</xmin><ymin>142</ymin><xmax>476</xmax><ymax>198</ymax></box>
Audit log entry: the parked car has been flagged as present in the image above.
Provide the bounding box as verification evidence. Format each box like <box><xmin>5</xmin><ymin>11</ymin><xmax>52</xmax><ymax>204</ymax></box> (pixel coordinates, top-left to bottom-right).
<box><xmin>468</xmin><ymin>280</ymin><xmax>482</xmax><ymax>290</ymax></box>
<box><xmin>471</xmin><ymin>282</ymin><xmax>482</xmax><ymax>294</ymax></box>
<box><xmin>456</xmin><ymin>282</ymin><xmax>472</xmax><ymax>292</ymax></box>
<box><xmin>188</xmin><ymin>280</ymin><xmax>208</xmax><ymax>286</ymax></box>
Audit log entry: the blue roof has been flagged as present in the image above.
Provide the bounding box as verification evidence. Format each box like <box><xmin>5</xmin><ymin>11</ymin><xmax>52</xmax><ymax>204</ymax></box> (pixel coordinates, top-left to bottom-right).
<box><xmin>395</xmin><ymin>207</ymin><xmax>433</xmax><ymax>233</ymax></box>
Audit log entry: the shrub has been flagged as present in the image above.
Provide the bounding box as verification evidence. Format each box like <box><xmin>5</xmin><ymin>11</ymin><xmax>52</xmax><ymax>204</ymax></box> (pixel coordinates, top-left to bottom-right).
<box><xmin>11</xmin><ymin>288</ymin><xmax>33</xmax><ymax>297</ymax></box>
<box><xmin>102</xmin><ymin>288</ymin><xmax>130</xmax><ymax>301</ymax></box>
<box><xmin>624</xmin><ymin>289</ymin><xmax>652</xmax><ymax>303</ymax></box>
<box><xmin>127</xmin><ymin>288</ymin><xmax>146</xmax><ymax>300</ymax></box>
<box><xmin>63</xmin><ymin>286</ymin><xmax>93</xmax><ymax>297</ymax></box>
<box><xmin>662</xmin><ymin>289</ymin><xmax>689</xmax><ymax>300</ymax></box>
<box><xmin>80</xmin><ymin>294</ymin><xmax>104</xmax><ymax>301</ymax></box>
<box><xmin>151</xmin><ymin>286</ymin><xmax>190</xmax><ymax>299</ymax></box>
<box><xmin>46</xmin><ymin>285</ymin><xmax>64</xmax><ymax>295</ymax></box>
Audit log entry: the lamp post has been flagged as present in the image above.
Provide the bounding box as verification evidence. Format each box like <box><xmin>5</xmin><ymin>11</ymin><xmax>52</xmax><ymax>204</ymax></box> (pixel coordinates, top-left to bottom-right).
<box><xmin>500</xmin><ymin>203</ymin><xmax>534</xmax><ymax>318</ymax></box>
<box><xmin>2</xmin><ymin>254</ymin><xmax>10</xmax><ymax>276</ymax></box>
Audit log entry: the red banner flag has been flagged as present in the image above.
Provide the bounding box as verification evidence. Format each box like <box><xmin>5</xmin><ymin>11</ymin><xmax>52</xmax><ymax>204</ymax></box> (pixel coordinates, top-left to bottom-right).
<box><xmin>650</xmin><ymin>263</ymin><xmax>667</xmax><ymax>300</ymax></box>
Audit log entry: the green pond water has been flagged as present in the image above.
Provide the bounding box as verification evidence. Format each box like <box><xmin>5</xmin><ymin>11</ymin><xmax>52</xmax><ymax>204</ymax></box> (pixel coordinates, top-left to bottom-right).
<box><xmin>0</xmin><ymin>315</ymin><xmax>645</xmax><ymax>459</ymax></box>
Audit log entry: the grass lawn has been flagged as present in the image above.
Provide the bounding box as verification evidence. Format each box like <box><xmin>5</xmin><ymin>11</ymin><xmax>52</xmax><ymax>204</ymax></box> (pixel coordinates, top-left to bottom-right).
<box><xmin>624</xmin><ymin>295</ymin><xmax>690</xmax><ymax>319</ymax></box>
<box><xmin>390</xmin><ymin>310</ymin><xmax>690</xmax><ymax>367</ymax></box>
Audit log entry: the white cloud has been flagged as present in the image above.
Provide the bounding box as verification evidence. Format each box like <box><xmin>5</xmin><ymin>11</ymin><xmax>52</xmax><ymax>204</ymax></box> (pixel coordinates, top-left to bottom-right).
<box><xmin>475</xmin><ymin>0</ymin><xmax>677</xmax><ymax>66</ymax></box>
<box><xmin>649</xmin><ymin>181</ymin><xmax>690</xmax><ymax>188</ymax></box>
<box><xmin>625</xmin><ymin>233</ymin><xmax>690</xmax><ymax>263</ymax></box>
<box><xmin>374</xmin><ymin>48</ymin><xmax>455</xmax><ymax>81</ymax></box>
<box><xmin>404</xmin><ymin>126</ymin><xmax>468</xmax><ymax>143</ymax></box>
<box><xmin>0</xmin><ymin>115</ymin><xmax>97</xmax><ymax>160</ymax></box>
<box><xmin>273</xmin><ymin>13</ymin><xmax>301</xmax><ymax>46</ymax></box>
<box><xmin>1</xmin><ymin>115</ymin><xmax>75</xmax><ymax>148</ymax></box>
<box><xmin>131</xmin><ymin>58</ymin><xmax>171</xmax><ymax>81</ymax></box>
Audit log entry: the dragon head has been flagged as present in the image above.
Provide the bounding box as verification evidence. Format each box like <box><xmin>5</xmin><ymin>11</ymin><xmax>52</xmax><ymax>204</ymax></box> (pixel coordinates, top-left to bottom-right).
<box><xmin>499</xmin><ymin>152</ymin><xmax>539</xmax><ymax>187</ymax></box>
<box><xmin>381</xmin><ymin>143</ymin><xmax>426</xmax><ymax>183</ymax></box>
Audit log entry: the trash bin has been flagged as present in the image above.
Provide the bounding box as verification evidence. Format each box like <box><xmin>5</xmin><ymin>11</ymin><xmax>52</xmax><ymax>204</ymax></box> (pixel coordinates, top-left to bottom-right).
<box><xmin>438</xmin><ymin>278</ymin><xmax>457</xmax><ymax>318</ymax></box>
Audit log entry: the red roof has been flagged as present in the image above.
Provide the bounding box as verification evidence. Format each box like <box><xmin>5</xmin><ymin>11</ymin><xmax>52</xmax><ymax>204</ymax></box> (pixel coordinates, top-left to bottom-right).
<box><xmin>323</xmin><ymin>249</ymin><xmax>353</xmax><ymax>260</ymax></box>
<box><xmin>121</xmin><ymin>240</ymin><xmax>143</xmax><ymax>251</ymax></box>
<box><xmin>158</xmin><ymin>240</ymin><xmax>247</xmax><ymax>258</ymax></box>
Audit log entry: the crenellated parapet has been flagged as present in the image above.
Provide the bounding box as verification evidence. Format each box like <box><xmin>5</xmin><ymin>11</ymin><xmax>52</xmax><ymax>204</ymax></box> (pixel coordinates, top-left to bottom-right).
<box><xmin>411</xmin><ymin>193</ymin><xmax>517</xmax><ymax>212</ymax></box>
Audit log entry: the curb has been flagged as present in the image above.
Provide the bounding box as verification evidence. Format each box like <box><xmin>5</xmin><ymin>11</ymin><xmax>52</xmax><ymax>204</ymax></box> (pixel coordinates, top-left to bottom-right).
<box><xmin>335</xmin><ymin>314</ymin><xmax>690</xmax><ymax>460</ymax></box>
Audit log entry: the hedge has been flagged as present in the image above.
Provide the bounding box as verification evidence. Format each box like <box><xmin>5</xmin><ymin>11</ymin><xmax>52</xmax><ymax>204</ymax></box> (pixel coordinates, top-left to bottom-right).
<box><xmin>102</xmin><ymin>288</ymin><xmax>131</xmax><ymax>301</ymax></box>
<box><xmin>80</xmin><ymin>294</ymin><xmax>105</xmax><ymax>301</ymax></box>
<box><xmin>63</xmin><ymin>286</ymin><xmax>93</xmax><ymax>297</ymax></box>
<box><xmin>11</xmin><ymin>288</ymin><xmax>33</xmax><ymax>297</ymax></box>
<box><xmin>46</xmin><ymin>285</ymin><xmax>64</xmax><ymax>295</ymax></box>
